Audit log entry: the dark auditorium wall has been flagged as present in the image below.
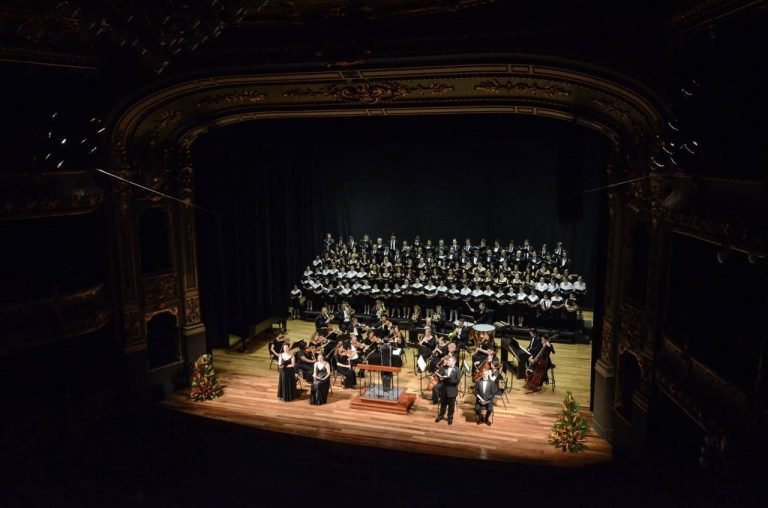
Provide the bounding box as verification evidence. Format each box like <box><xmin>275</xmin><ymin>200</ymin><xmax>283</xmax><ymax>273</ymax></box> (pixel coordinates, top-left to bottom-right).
<box><xmin>193</xmin><ymin>115</ymin><xmax>605</xmax><ymax>344</ymax></box>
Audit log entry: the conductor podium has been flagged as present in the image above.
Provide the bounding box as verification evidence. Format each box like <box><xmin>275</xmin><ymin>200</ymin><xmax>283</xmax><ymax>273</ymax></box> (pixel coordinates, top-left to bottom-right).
<box><xmin>350</xmin><ymin>363</ymin><xmax>416</xmax><ymax>414</ymax></box>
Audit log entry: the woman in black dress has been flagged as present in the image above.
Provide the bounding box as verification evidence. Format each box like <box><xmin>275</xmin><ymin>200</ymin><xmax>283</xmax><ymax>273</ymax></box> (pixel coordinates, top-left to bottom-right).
<box><xmin>310</xmin><ymin>353</ymin><xmax>331</xmax><ymax>405</ymax></box>
<box><xmin>334</xmin><ymin>341</ymin><xmax>357</xmax><ymax>389</ymax></box>
<box><xmin>277</xmin><ymin>343</ymin><xmax>298</xmax><ymax>401</ymax></box>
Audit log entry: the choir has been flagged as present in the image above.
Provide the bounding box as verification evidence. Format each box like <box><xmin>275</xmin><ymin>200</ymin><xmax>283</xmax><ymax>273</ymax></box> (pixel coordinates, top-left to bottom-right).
<box><xmin>290</xmin><ymin>234</ymin><xmax>587</xmax><ymax>331</ymax></box>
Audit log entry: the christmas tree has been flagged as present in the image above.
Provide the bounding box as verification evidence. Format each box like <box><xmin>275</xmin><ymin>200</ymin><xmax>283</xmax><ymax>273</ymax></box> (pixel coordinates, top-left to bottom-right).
<box><xmin>190</xmin><ymin>354</ymin><xmax>224</xmax><ymax>401</ymax></box>
<box><xmin>549</xmin><ymin>391</ymin><xmax>590</xmax><ymax>453</ymax></box>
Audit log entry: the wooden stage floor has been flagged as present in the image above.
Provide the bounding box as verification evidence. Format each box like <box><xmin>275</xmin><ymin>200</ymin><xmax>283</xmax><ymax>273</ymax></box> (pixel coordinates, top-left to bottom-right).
<box><xmin>162</xmin><ymin>320</ymin><xmax>611</xmax><ymax>467</ymax></box>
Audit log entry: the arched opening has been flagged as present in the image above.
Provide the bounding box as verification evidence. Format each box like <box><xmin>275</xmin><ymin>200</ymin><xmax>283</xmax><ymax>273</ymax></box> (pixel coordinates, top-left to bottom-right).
<box><xmin>146</xmin><ymin>311</ymin><xmax>180</xmax><ymax>369</ymax></box>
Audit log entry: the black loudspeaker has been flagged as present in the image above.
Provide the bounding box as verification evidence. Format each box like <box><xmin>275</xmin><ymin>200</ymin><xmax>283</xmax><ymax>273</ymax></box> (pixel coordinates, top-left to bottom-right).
<box><xmin>557</xmin><ymin>140</ymin><xmax>584</xmax><ymax>223</ymax></box>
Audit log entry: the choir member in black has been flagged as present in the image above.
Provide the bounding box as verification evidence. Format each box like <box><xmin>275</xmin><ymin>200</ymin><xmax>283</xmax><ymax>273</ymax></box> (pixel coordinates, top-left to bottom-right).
<box><xmin>334</xmin><ymin>341</ymin><xmax>356</xmax><ymax>389</ymax></box>
<box><xmin>297</xmin><ymin>344</ymin><xmax>316</xmax><ymax>382</ymax></box>
<box><xmin>269</xmin><ymin>332</ymin><xmax>286</xmax><ymax>362</ymax></box>
<box><xmin>310</xmin><ymin>353</ymin><xmax>331</xmax><ymax>405</ymax></box>
<box><xmin>323</xmin><ymin>233</ymin><xmax>335</xmax><ymax>251</ymax></box>
<box><xmin>434</xmin><ymin>356</ymin><xmax>461</xmax><ymax>425</ymax></box>
<box><xmin>290</xmin><ymin>285</ymin><xmax>302</xmax><ymax>319</ymax></box>
<box><xmin>277</xmin><ymin>343</ymin><xmax>298</xmax><ymax>401</ymax></box>
<box><xmin>475</xmin><ymin>368</ymin><xmax>498</xmax><ymax>425</ymax></box>
<box><xmin>466</xmin><ymin>301</ymin><xmax>494</xmax><ymax>325</ymax></box>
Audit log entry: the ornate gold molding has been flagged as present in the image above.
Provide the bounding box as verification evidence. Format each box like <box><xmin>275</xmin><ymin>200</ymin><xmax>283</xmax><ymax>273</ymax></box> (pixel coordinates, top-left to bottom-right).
<box><xmin>284</xmin><ymin>80</ymin><xmax>454</xmax><ymax>104</ymax></box>
<box><xmin>0</xmin><ymin>284</ymin><xmax>111</xmax><ymax>353</ymax></box>
<box><xmin>0</xmin><ymin>171</ymin><xmax>103</xmax><ymax>220</ymax></box>
<box><xmin>475</xmin><ymin>79</ymin><xmax>570</xmax><ymax>97</ymax></box>
<box><xmin>197</xmin><ymin>91</ymin><xmax>267</xmax><ymax>107</ymax></box>
<box><xmin>143</xmin><ymin>273</ymin><xmax>179</xmax><ymax>309</ymax></box>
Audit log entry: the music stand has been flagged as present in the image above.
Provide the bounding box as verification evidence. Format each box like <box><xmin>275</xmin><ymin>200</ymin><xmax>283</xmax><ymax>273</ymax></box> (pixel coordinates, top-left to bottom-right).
<box><xmin>460</xmin><ymin>359</ymin><xmax>472</xmax><ymax>396</ymax></box>
<box><xmin>417</xmin><ymin>355</ymin><xmax>428</xmax><ymax>396</ymax></box>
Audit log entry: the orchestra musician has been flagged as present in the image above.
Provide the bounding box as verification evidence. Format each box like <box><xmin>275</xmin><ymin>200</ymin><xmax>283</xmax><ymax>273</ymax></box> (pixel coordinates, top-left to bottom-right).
<box><xmin>297</xmin><ymin>344</ymin><xmax>317</xmax><ymax>382</ymax></box>
<box><xmin>269</xmin><ymin>332</ymin><xmax>286</xmax><ymax>362</ymax></box>
<box><xmin>334</xmin><ymin>341</ymin><xmax>356</xmax><ymax>389</ymax></box>
<box><xmin>309</xmin><ymin>353</ymin><xmax>331</xmax><ymax>405</ymax></box>
<box><xmin>526</xmin><ymin>330</ymin><xmax>556</xmax><ymax>387</ymax></box>
<box><xmin>315</xmin><ymin>307</ymin><xmax>331</xmax><ymax>333</ymax></box>
<box><xmin>472</xmin><ymin>332</ymin><xmax>495</xmax><ymax>374</ymax></box>
<box><xmin>418</xmin><ymin>327</ymin><xmax>437</xmax><ymax>364</ymax></box>
<box><xmin>475</xmin><ymin>368</ymin><xmax>498</xmax><ymax>425</ymax></box>
<box><xmin>277</xmin><ymin>343</ymin><xmax>298</xmax><ymax>402</ymax></box>
<box><xmin>434</xmin><ymin>356</ymin><xmax>460</xmax><ymax>425</ymax></box>
<box><xmin>466</xmin><ymin>301</ymin><xmax>494</xmax><ymax>325</ymax></box>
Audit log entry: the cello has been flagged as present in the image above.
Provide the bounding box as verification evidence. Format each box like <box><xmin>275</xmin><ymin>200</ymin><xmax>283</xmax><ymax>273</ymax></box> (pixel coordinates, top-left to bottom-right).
<box><xmin>525</xmin><ymin>334</ymin><xmax>554</xmax><ymax>392</ymax></box>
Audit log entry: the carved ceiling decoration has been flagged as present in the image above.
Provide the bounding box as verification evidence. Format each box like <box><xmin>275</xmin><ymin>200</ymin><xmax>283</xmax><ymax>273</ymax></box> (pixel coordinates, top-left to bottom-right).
<box><xmin>474</xmin><ymin>79</ymin><xmax>570</xmax><ymax>97</ymax></box>
<box><xmin>239</xmin><ymin>0</ymin><xmax>496</xmax><ymax>25</ymax></box>
<box><xmin>665</xmin><ymin>0</ymin><xmax>767</xmax><ymax>35</ymax></box>
<box><xmin>111</xmin><ymin>58</ymin><xmax>666</xmax><ymax>175</ymax></box>
<box><xmin>283</xmin><ymin>80</ymin><xmax>454</xmax><ymax>104</ymax></box>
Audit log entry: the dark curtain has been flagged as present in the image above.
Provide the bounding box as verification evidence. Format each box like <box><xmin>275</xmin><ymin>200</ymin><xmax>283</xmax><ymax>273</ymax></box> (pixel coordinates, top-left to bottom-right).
<box><xmin>193</xmin><ymin>115</ymin><xmax>605</xmax><ymax>347</ymax></box>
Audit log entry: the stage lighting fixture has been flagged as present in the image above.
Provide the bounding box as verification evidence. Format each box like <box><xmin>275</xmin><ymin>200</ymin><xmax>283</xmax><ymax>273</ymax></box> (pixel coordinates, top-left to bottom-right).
<box><xmin>669</xmin><ymin>156</ymin><xmax>679</xmax><ymax>166</ymax></box>
<box><xmin>667</xmin><ymin>121</ymin><xmax>680</xmax><ymax>132</ymax></box>
<box><xmin>651</xmin><ymin>157</ymin><xmax>665</xmax><ymax>169</ymax></box>
<box><xmin>97</xmin><ymin>127</ymin><xmax>106</xmax><ymax>134</ymax></box>
<box><xmin>662</xmin><ymin>142</ymin><xmax>676</xmax><ymax>155</ymax></box>
<box><xmin>60</xmin><ymin>138</ymin><xmax>67</xmax><ymax>145</ymax></box>
<box><xmin>57</xmin><ymin>160</ymin><xmax>64</xmax><ymax>169</ymax></box>
<box><xmin>716</xmin><ymin>244</ymin><xmax>730</xmax><ymax>264</ymax></box>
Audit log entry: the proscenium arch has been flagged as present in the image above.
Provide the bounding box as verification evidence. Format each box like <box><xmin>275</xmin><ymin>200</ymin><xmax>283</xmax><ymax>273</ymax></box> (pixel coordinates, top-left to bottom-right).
<box><xmin>107</xmin><ymin>55</ymin><xmax>669</xmax><ymax>366</ymax></box>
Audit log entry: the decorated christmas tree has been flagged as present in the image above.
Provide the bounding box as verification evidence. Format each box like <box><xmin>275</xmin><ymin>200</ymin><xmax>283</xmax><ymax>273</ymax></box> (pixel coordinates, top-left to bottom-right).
<box><xmin>190</xmin><ymin>354</ymin><xmax>224</xmax><ymax>401</ymax></box>
<box><xmin>549</xmin><ymin>391</ymin><xmax>590</xmax><ymax>453</ymax></box>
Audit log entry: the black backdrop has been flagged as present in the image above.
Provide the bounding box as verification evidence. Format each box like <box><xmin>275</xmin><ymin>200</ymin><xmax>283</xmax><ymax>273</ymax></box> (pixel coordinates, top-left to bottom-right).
<box><xmin>193</xmin><ymin>115</ymin><xmax>606</xmax><ymax>346</ymax></box>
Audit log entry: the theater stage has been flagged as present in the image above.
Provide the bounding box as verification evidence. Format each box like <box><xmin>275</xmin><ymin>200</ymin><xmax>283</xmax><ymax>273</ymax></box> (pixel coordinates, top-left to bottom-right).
<box><xmin>162</xmin><ymin>321</ymin><xmax>611</xmax><ymax>467</ymax></box>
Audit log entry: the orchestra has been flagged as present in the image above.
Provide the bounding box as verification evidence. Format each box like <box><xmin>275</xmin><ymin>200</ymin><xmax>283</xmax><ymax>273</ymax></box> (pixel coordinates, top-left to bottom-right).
<box><xmin>272</xmin><ymin>234</ymin><xmax>584</xmax><ymax>421</ymax></box>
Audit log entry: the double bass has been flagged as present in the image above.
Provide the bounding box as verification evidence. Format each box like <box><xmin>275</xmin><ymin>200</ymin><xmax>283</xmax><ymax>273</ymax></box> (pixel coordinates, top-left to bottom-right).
<box><xmin>525</xmin><ymin>334</ymin><xmax>554</xmax><ymax>392</ymax></box>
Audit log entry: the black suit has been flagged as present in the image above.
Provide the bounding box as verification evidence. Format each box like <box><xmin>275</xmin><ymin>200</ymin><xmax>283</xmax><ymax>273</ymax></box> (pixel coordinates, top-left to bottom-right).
<box><xmin>437</xmin><ymin>366</ymin><xmax>461</xmax><ymax>421</ymax></box>
<box><xmin>475</xmin><ymin>378</ymin><xmax>498</xmax><ymax>421</ymax></box>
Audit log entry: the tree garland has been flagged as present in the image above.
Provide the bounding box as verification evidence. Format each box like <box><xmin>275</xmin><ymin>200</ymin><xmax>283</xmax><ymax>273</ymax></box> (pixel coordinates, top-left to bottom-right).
<box><xmin>190</xmin><ymin>354</ymin><xmax>223</xmax><ymax>401</ymax></box>
<box><xmin>549</xmin><ymin>391</ymin><xmax>590</xmax><ymax>453</ymax></box>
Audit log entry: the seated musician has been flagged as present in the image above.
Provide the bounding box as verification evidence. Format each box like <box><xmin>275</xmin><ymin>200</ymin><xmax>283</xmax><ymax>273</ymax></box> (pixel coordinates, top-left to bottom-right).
<box><xmin>475</xmin><ymin>368</ymin><xmax>499</xmax><ymax>425</ymax></box>
<box><xmin>527</xmin><ymin>332</ymin><xmax>556</xmax><ymax>385</ymax></box>
<box><xmin>269</xmin><ymin>333</ymin><xmax>286</xmax><ymax>361</ymax></box>
<box><xmin>390</xmin><ymin>326</ymin><xmax>405</xmax><ymax>367</ymax></box>
<box><xmin>429</xmin><ymin>336</ymin><xmax>449</xmax><ymax>372</ymax></box>
<box><xmin>334</xmin><ymin>341</ymin><xmax>356</xmax><ymax>389</ymax></box>
<box><xmin>418</xmin><ymin>326</ymin><xmax>437</xmax><ymax>364</ymax></box>
<box><xmin>315</xmin><ymin>307</ymin><xmax>331</xmax><ymax>333</ymax></box>
<box><xmin>296</xmin><ymin>344</ymin><xmax>317</xmax><ymax>382</ymax></box>
<box><xmin>472</xmin><ymin>332</ymin><xmax>495</xmax><ymax>374</ymax></box>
